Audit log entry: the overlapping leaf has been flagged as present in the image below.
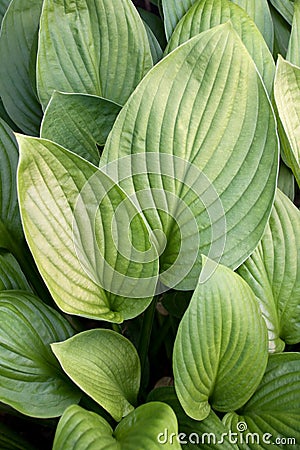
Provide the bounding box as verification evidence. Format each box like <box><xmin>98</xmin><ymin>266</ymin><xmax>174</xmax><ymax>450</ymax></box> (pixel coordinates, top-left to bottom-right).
<box><xmin>0</xmin><ymin>0</ymin><xmax>43</xmax><ymax>134</ymax></box>
<box><xmin>17</xmin><ymin>136</ymin><xmax>159</xmax><ymax>322</ymax></box>
<box><xmin>173</xmin><ymin>257</ymin><xmax>268</xmax><ymax>420</ymax></box>
<box><xmin>52</xmin><ymin>329</ymin><xmax>140</xmax><ymax>421</ymax></box>
<box><xmin>270</xmin><ymin>3</ymin><xmax>291</xmax><ymax>58</ymax></box>
<box><xmin>0</xmin><ymin>291</ymin><xmax>80</xmax><ymax>417</ymax></box>
<box><xmin>274</xmin><ymin>56</ymin><xmax>300</xmax><ymax>185</ymax></box>
<box><xmin>37</xmin><ymin>0</ymin><xmax>153</xmax><ymax>109</ymax></box>
<box><xmin>101</xmin><ymin>24</ymin><xmax>278</xmax><ymax>290</ymax></box>
<box><xmin>165</xmin><ymin>0</ymin><xmax>275</xmax><ymax>94</ymax></box>
<box><xmin>287</xmin><ymin>0</ymin><xmax>300</xmax><ymax>66</ymax></box>
<box><xmin>0</xmin><ymin>0</ymin><xmax>11</xmax><ymax>25</ymax></box>
<box><xmin>0</xmin><ymin>251</ymin><xmax>31</xmax><ymax>291</ymax></box>
<box><xmin>53</xmin><ymin>403</ymin><xmax>181</xmax><ymax>450</ymax></box>
<box><xmin>162</xmin><ymin>0</ymin><xmax>196</xmax><ymax>39</ymax></box>
<box><xmin>223</xmin><ymin>353</ymin><xmax>300</xmax><ymax>449</ymax></box>
<box><xmin>238</xmin><ymin>189</ymin><xmax>300</xmax><ymax>352</ymax></box>
<box><xmin>269</xmin><ymin>0</ymin><xmax>294</xmax><ymax>24</ymax></box>
<box><xmin>41</xmin><ymin>92</ymin><xmax>121</xmax><ymax>165</ymax></box>
<box><xmin>230</xmin><ymin>0</ymin><xmax>274</xmax><ymax>50</ymax></box>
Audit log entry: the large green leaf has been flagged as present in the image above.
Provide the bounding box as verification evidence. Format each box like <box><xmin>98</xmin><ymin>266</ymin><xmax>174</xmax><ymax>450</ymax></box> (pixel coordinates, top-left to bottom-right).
<box><xmin>287</xmin><ymin>0</ymin><xmax>300</xmax><ymax>66</ymax></box>
<box><xmin>148</xmin><ymin>386</ymin><xmax>238</xmax><ymax>449</ymax></box>
<box><xmin>238</xmin><ymin>189</ymin><xmax>300</xmax><ymax>352</ymax></box>
<box><xmin>41</xmin><ymin>92</ymin><xmax>121</xmax><ymax>165</ymax></box>
<box><xmin>162</xmin><ymin>0</ymin><xmax>196</xmax><ymax>39</ymax></box>
<box><xmin>223</xmin><ymin>352</ymin><xmax>300</xmax><ymax>449</ymax></box>
<box><xmin>270</xmin><ymin>3</ymin><xmax>291</xmax><ymax>58</ymax></box>
<box><xmin>37</xmin><ymin>0</ymin><xmax>153</xmax><ymax>110</ymax></box>
<box><xmin>0</xmin><ymin>251</ymin><xmax>31</xmax><ymax>291</ymax></box>
<box><xmin>0</xmin><ymin>0</ymin><xmax>43</xmax><ymax>135</ymax></box>
<box><xmin>17</xmin><ymin>136</ymin><xmax>159</xmax><ymax>322</ymax></box>
<box><xmin>173</xmin><ymin>257</ymin><xmax>268</xmax><ymax>421</ymax></box>
<box><xmin>269</xmin><ymin>0</ymin><xmax>294</xmax><ymax>24</ymax></box>
<box><xmin>101</xmin><ymin>24</ymin><xmax>278</xmax><ymax>291</ymax></box>
<box><xmin>165</xmin><ymin>0</ymin><xmax>275</xmax><ymax>95</ymax></box>
<box><xmin>230</xmin><ymin>0</ymin><xmax>274</xmax><ymax>51</ymax></box>
<box><xmin>53</xmin><ymin>402</ymin><xmax>181</xmax><ymax>450</ymax></box>
<box><xmin>0</xmin><ymin>118</ymin><xmax>23</xmax><ymax>250</ymax></box>
<box><xmin>51</xmin><ymin>329</ymin><xmax>140</xmax><ymax>422</ymax></box>
<box><xmin>0</xmin><ymin>290</ymin><xmax>80</xmax><ymax>417</ymax></box>
<box><xmin>274</xmin><ymin>55</ymin><xmax>300</xmax><ymax>185</ymax></box>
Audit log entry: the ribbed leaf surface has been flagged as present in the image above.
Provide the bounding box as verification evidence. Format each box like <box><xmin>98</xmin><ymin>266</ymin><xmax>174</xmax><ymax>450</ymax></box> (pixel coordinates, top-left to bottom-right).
<box><xmin>0</xmin><ymin>252</ymin><xmax>31</xmax><ymax>291</ymax></box>
<box><xmin>269</xmin><ymin>0</ymin><xmax>294</xmax><ymax>24</ymax></box>
<box><xmin>162</xmin><ymin>0</ymin><xmax>196</xmax><ymax>39</ymax></box>
<box><xmin>287</xmin><ymin>0</ymin><xmax>300</xmax><ymax>66</ymax></box>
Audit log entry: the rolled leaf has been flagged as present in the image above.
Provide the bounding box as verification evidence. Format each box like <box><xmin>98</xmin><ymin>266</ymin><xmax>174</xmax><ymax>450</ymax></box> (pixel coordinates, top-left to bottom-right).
<box><xmin>53</xmin><ymin>402</ymin><xmax>181</xmax><ymax>450</ymax></box>
<box><xmin>173</xmin><ymin>257</ymin><xmax>268</xmax><ymax>420</ymax></box>
<box><xmin>37</xmin><ymin>0</ymin><xmax>153</xmax><ymax>109</ymax></box>
<box><xmin>165</xmin><ymin>0</ymin><xmax>275</xmax><ymax>95</ymax></box>
<box><xmin>17</xmin><ymin>136</ymin><xmax>159</xmax><ymax>322</ymax></box>
<box><xmin>101</xmin><ymin>23</ymin><xmax>278</xmax><ymax>291</ymax></box>
<box><xmin>51</xmin><ymin>329</ymin><xmax>140</xmax><ymax>422</ymax></box>
<box><xmin>0</xmin><ymin>0</ymin><xmax>43</xmax><ymax>134</ymax></box>
<box><xmin>0</xmin><ymin>291</ymin><xmax>80</xmax><ymax>417</ymax></box>
<box><xmin>238</xmin><ymin>189</ymin><xmax>300</xmax><ymax>352</ymax></box>
<box><xmin>41</xmin><ymin>92</ymin><xmax>121</xmax><ymax>165</ymax></box>
<box><xmin>274</xmin><ymin>55</ymin><xmax>300</xmax><ymax>186</ymax></box>
<box><xmin>223</xmin><ymin>352</ymin><xmax>300</xmax><ymax>449</ymax></box>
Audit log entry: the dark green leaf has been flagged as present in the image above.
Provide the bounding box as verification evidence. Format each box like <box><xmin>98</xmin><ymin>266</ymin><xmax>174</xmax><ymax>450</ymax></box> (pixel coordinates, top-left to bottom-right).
<box><xmin>0</xmin><ymin>251</ymin><xmax>31</xmax><ymax>291</ymax></box>
<box><xmin>270</xmin><ymin>2</ymin><xmax>291</xmax><ymax>58</ymax></box>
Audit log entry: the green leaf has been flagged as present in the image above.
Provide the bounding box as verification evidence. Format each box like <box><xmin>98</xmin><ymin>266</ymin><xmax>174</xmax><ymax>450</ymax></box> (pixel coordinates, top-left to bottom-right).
<box><xmin>53</xmin><ymin>402</ymin><xmax>181</xmax><ymax>450</ymax></box>
<box><xmin>41</xmin><ymin>92</ymin><xmax>121</xmax><ymax>165</ymax></box>
<box><xmin>173</xmin><ymin>257</ymin><xmax>268</xmax><ymax>420</ymax></box>
<box><xmin>17</xmin><ymin>136</ymin><xmax>159</xmax><ymax>322</ymax></box>
<box><xmin>138</xmin><ymin>7</ymin><xmax>167</xmax><ymax>49</ymax></box>
<box><xmin>162</xmin><ymin>0</ymin><xmax>196</xmax><ymax>40</ymax></box>
<box><xmin>0</xmin><ymin>0</ymin><xmax>43</xmax><ymax>135</ymax></box>
<box><xmin>37</xmin><ymin>0</ymin><xmax>153</xmax><ymax>109</ymax></box>
<box><xmin>270</xmin><ymin>3</ymin><xmax>291</xmax><ymax>58</ymax></box>
<box><xmin>274</xmin><ymin>55</ymin><xmax>300</xmax><ymax>186</ymax></box>
<box><xmin>0</xmin><ymin>422</ymin><xmax>37</xmax><ymax>450</ymax></box>
<box><xmin>0</xmin><ymin>290</ymin><xmax>80</xmax><ymax>418</ymax></box>
<box><xmin>165</xmin><ymin>0</ymin><xmax>275</xmax><ymax>95</ymax></box>
<box><xmin>0</xmin><ymin>118</ymin><xmax>24</xmax><ymax>250</ymax></box>
<box><xmin>51</xmin><ymin>329</ymin><xmax>140</xmax><ymax>422</ymax></box>
<box><xmin>143</xmin><ymin>21</ymin><xmax>163</xmax><ymax>64</ymax></box>
<box><xmin>148</xmin><ymin>386</ymin><xmax>239</xmax><ymax>449</ymax></box>
<box><xmin>277</xmin><ymin>161</ymin><xmax>295</xmax><ymax>200</ymax></box>
<box><xmin>230</xmin><ymin>0</ymin><xmax>274</xmax><ymax>51</ymax></box>
<box><xmin>237</xmin><ymin>189</ymin><xmax>300</xmax><ymax>352</ymax></box>
<box><xmin>0</xmin><ymin>251</ymin><xmax>32</xmax><ymax>291</ymax></box>
<box><xmin>223</xmin><ymin>352</ymin><xmax>300</xmax><ymax>449</ymax></box>
<box><xmin>269</xmin><ymin>0</ymin><xmax>294</xmax><ymax>24</ymax></box>
<box><xmin>287</xmin><ymin>0</ymin><xmax>300</xmax><ymax>66</ymax></box>
<box><xmin>0</xmin><ymin>99</ymin><xmax>21</xmax><ymax>132</ymax></box>
<box><xmin>101</xmin><ymin>23</ymin><xmax>278</xmax><ymax>291</ymax></box>
<box><xmin>0</xmin><ymin>0</ymin><xmax>11</xmax><ymax>25</ymax></box>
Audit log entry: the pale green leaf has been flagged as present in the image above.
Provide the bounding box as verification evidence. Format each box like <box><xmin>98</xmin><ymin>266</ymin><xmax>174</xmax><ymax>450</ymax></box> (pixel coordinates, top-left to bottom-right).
<box><xmin>162</xmin><ymin>0</ymin><xmax>196</xmax><ymax>39</ymax></box>
<box><xmin>230</xmin><ymin>0</ymin><xmax>274</xmax><ymax>51</ymax></box>
<box><xmin>0</xmin><ymin>251</ymin><xmax>31</xmax><ymax>291</ymax></box>
<box><xmin>53</xmin><ymin>402</ymin><xmax>181</xmax><ymax>450</ymax></box>
<box><xmin>278</xmin><ymin>161</ymin><xmax>295</xmax><ymax>200</ymax></box>
<box><xmin>269</xmin><ymin>0</ymin><xmax>294</xmax><ymax>24</ymax></box>
<box><xmin>0</xmin><ymin>0</ymin><xmax>43</xmax><ymax>135</ymax></box>
<box><xmin>0</xmin><ymin>290</ymin><xmax>80</xmax><ymax>418</ymax></box>
<box><xmin>270</xmin><ymin>3</ymin><xmax>291</xmax><ymax>58</ymax></box>
<box><xmin>237</xmin><ymin>189</ymin><xmax>300</xmax><ymax>352</ymax></box>
<box><xmin>101</xmin><ymin>24</ymin><xmax>278</xmax><ymax>291</ymax></box>
<box><xmin>148</xmin><ymin>386</ymin><xmax>239</xmax><ymax>449</ymax></box>
<box><xmin>51</xmin><ymin>329</ymin><xmax>140</xmax><ymax>422</ymax></box>
<box><xmin>173</xmin><ymin>257</ymin><xmax>268</xmax><ymax>421</ymax></box>
<box><xmin>17</xmin><ymin>136</ymin><xmax>159</xmax><ymax>322</ymax></box>
<box><xmin>0</xmin><ymin>118</ymin><xmax>24</xmax><ymax>250</ymax></box>
<box><xmin>274</xmin><ymin>55</ymin><xmax>300</xmax><ymax>186</ymax></box>
<box><xmin>287</xmin><ymin>0</ymin><xmax>300</xmax><ymax>66</ymax></box>
<box><xmin>41</xmin><ymin>92</ymin><xmax>121</xmax><ymax>165</ymax></box>
<box><xmin>223</xmin><ymin>352</ymin><xmax>300</xmax><ymax>449</ymax></box>
<box><xmin>165</xmin><ymin>0</ymin><xmax>275</xmax><ymax>95</ymax></box>
<box><xmin>37</xmin><ymin>0</ymin><xmax>153</xmax><ymax>109</ymax></box>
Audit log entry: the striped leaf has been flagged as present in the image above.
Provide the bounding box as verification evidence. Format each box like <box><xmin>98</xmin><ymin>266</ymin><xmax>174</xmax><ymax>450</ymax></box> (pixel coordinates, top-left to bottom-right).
<box><xmin>269</xmin><ymin>0</ymin><xmax>294</xmax><ymax>25</ymax></box>
<box><xmin>37</xmin><ymin>0</ymin><xmax>153</xmax><ymax>109</ymax></box>
<box><xmin>162</xmin><ymin>0</ymin><xmax>196</xmax><ymax>39</ymax></box>
<box><xmin>237</xmin><ymin>189</ymin><xmax>300</xmax><ymax>352</ymax></box>
<box><xmin>173</xmin><ymin>257</ymin><xmax>268</xmax><ymax>420</ymax></box>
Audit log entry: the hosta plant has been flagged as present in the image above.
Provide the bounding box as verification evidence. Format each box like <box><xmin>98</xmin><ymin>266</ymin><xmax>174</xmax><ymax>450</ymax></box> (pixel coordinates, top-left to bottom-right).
<box><xmin>0</xmin><ymin>0</ymin><xmax>299</xmax><ymax>448</ymax></box>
